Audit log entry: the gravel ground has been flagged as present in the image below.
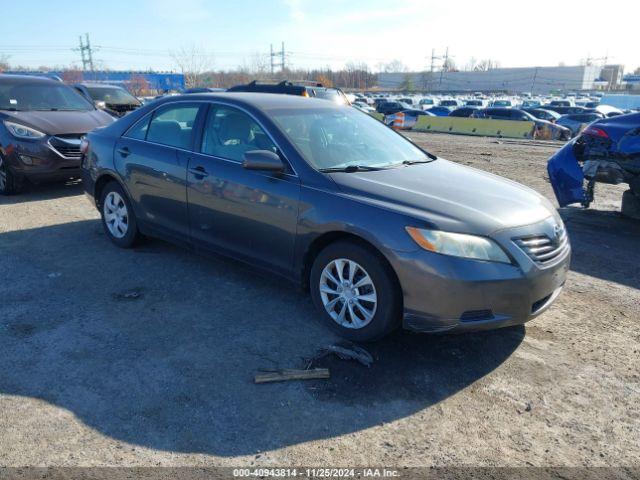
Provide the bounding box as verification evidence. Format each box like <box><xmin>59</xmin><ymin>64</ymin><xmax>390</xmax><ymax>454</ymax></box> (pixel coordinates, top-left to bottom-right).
<box><xmin>0</xmin><ymin>132</ymin><xmax>638</xmax><ymax>468</ymax></box>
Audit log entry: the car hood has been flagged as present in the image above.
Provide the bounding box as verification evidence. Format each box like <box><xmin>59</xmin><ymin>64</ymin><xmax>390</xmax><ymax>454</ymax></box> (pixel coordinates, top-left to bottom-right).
<box><xmin>329</xmin><ymin>159</ymin><xmax>556</xmax><ymax>236</ymax></box>
<box><xmin>1</xmin><ymin>109</ymin><xmax>114</xmax><ymax>135</ymax></box>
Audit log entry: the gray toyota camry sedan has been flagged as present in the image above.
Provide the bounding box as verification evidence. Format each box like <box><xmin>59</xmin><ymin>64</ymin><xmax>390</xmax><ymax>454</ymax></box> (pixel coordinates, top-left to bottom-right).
<box><xmin>81</xmin><ymin>93</ymin><xmax>570</xmax><ymax>341</ymax></box>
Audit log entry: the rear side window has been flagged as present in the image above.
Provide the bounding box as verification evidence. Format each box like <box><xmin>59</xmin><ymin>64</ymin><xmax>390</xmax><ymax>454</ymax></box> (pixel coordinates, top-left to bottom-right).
<box><xmin>125</xmin><ymin>114</ymin><xmax>151</xmax><ymax>140</ymax></box>
<box><xmin>146</xmin><ymin>104</ymin><xmax>200</xmax><ymax>149</ymax></box>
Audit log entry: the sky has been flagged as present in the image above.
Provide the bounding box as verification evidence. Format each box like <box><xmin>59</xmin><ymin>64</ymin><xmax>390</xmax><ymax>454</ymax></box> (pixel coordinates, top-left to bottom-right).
<box><xmin>2</xmin><ymin>0</ymin><xmax>637</xmax><ymax>73</ymax></box>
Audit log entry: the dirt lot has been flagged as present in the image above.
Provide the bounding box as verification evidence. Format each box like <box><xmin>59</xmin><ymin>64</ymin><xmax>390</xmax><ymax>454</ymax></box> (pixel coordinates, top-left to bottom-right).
<box><xmin>0</xmin><ymin>132</ymin><xmax>638</xmax><ymax>468</ymax></box>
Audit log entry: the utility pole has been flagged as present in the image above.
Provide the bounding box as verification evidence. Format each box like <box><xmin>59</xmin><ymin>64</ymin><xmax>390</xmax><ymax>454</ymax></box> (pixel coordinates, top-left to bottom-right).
<box><xmin>270</xmin><ymin>44</ymin><xmax>274</xmax><ymax>75</ymax></box>
<box><xmin>281</xmin><ymin>42</ymin><xmax>285</xmax><ymax>72</ymax></box>
<box><xmin>438</xmin><ymin>46</ymin><xmax>449</xmax><ymax>90</ymax></box>
<box><xmin>428</xmin><ymin>48</ymin><xmax>436</xmax><ymax>92</ymax></box>
<box><xmin>75</xmin><ymin>33</ymin><xmax>95</xmax><ymax>72</ymax></box>
<box><xmin>530</xmin><ymin>67</ymin><xmax>539</xmax><ymax>94</ymax></box>
<box><xmin>78</xmin><ymin>35</ymin><xmax>87</xmax><ymax>71</ymax></box>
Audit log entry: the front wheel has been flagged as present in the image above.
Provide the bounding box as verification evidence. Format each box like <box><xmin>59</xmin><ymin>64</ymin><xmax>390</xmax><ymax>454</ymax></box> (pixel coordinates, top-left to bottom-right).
<box><xmin>310</xmin><ymin>241</ymin><xmax>402</xmax><ymax>342</ymax></box>
<box><xmin>100</xmin><ymin>181</ymin><xmax>141</xmax><ymax>248</ymax></box>
<box><xmin>0</xmin><ymin>156</ymin><xmax>23</xmax><ymax>195</ymax></box>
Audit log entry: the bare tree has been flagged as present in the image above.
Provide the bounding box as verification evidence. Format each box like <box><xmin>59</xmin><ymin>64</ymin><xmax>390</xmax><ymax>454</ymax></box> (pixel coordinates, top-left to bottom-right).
<box><xmin>442</xmin><ymin>57</ymin><xmax>457</xmax><ymax>72</ymax></box>
<box><xmin>377</xmin><ymin>59</ymin><xmax>407</xmax><ymax>73</ymax></box>
<box><xmin>128</xmin><ymin>74</ymin><xmax>150</xmax><ymax>97</ymax></box>
<box><xmin>61</xmin><ymin>70</ymin><xmax>84</xmax><ymax>84</ymax></box>
<box><xmin>170</xmin><ymin>45</ymin><xmax>215</xmax><ymax>88</ymax></box>
<box><xmin>475</xmin><ymin>59</ymin><xmax>500</xmax><ymax>71</ymax></box>
<box><xmin>0</xmin><ymin>54</ymin><xmax>10</xmax><ymax>73</ymax></box>
<box><xmin>465</xmin><ymin>57</ymin><xmax>478</xmax><ymax>71</ymax></box>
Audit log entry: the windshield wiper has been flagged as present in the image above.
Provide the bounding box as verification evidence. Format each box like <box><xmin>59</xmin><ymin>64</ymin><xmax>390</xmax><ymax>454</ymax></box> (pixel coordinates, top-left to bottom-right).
<box><xmin>402</xmin><ymin>158</ymin><xmax>435</xmax><ymax>165</ymax></box>
<box><xmin>319</xmin><ymin>165</ymin><xmax>387</xmax><ymax>173</ymax></box>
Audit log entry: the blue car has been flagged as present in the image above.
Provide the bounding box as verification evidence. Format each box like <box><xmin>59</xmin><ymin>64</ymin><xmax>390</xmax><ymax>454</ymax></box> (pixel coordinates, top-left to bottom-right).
<box><xmin>427</xmin><ymin>106</ymin><xmax>452</xmax><ymax>117</ymax></box>
<box><xmin>547</xmin><ymin>112</ymin><xmax>640</xmax><ymax>218</ymax></box>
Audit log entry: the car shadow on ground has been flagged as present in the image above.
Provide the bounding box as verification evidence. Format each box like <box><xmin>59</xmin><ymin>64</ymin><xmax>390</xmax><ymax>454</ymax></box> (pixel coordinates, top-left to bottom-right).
<box><xmin>0</xmin><ymin>180</ymin><xmax>83</xmax><ymax>205</ymax></box>
<box><xmin>561</xmin><ymin>207</ymin><xmax>640</xmax><ymax>290</ymax></box>
<box><xmin>0</xmin><ymin>219</ymin><xmax>524</xmax><ymax>456</ymax></box>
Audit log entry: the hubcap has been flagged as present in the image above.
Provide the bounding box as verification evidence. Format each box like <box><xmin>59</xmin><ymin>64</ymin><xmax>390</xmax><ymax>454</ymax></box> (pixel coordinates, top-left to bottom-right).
<box><xmin>319</xmin><ymin>258</ymin><xmax>377</xmax><ymax>329</ymax></box>
<box><xmin>0</xmin><ymin>157</ymin><xmax>7</xmax><ymax>191</ymax></box>
<box><xmin>103</xmin><ymin>191</ymin><xmax>129</xmax><ymax>239</ymax></box>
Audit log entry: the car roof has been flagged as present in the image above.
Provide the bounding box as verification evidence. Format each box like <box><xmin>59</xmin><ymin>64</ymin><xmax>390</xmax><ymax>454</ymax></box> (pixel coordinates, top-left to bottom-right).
<box><xmin>78</xmin><ymin>83</ymin><xmax>124</xmax><ymax>89</ymax></box>
<box><xmin>0</xmin><ymin>74</ymin><xmax>61</xmax><ymax>85</ymax></box>
<box><xmin>153</xmin><ymin>92</ymin><xmax>346</xmax><ymax>112</ymax></box>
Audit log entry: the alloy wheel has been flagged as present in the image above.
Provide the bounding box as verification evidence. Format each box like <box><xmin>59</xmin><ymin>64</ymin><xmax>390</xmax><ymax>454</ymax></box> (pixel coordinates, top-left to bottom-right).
<box><xmin>103</xmin><ymin>191</ymin><xmax>129</xmax><ymax>239</ymax></box>
<box><xmin>319</xmin><ymin>258</ymin><xmax>377</xmax><ymax>329</ymax></box>
<box><xmin>0</xmin><ymin>157</ymin><xmax>7</xmax><ymax>192</ymax></box>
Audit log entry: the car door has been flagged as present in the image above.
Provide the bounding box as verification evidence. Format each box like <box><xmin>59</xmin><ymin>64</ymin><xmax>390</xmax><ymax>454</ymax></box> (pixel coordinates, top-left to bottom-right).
<box><xmin>186</xmin><ymin>103</ymin><xmax>301</xmax><ymax>275</ymax></box>
<box><xmin>115</xmin><ymin>102</ymin><xmax>203</xmax><ymax>241</ymax></box>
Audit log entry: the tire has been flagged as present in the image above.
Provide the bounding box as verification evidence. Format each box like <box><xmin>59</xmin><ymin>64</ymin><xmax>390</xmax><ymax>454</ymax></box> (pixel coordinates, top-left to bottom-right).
<box><xmin>99</xmin><ymin>181</ymin><xmax>141</xmax><ymax>248</ymax></box>
<box><xmin>0</xmin><ymin>156</ymin><xmax>24</xmax><ymax>195</ymax></box>
<box><xmin>621</xmin><ymin>189</ymin><xmax>640</xmax><ymax>221</ymax></box>
<box><xmin>310</xmin><ymin>240</ymin><xmax>402</xmax><ymax>342</ymax></box>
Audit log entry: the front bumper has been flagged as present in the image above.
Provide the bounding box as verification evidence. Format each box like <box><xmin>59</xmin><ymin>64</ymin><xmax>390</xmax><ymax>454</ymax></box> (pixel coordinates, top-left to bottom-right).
<box><xmin>389</xmin><ymin>219</ymin><xmax>571</xmax><ymax>333</ymax></box>
<box><xmin>2</xmin><ymin>137</ymin><xmax>82</xmax><ymax>183</ymax></box>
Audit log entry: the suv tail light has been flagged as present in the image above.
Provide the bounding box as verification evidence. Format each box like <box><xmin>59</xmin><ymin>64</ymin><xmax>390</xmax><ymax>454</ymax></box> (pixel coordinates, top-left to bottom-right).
<box><xmin>582</xmin><ymin>126</ymin><xmax>609</xmax><ymax>138</ymax></box>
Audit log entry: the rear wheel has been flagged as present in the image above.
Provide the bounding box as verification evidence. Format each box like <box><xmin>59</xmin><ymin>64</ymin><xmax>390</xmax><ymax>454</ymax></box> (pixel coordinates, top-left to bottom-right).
<box><xmin>310</xmin><ymin>241</ymin><xmax>401</xmax><ymax>342</ymax></box>
<box><xmin>100</xmin><ymin>181</ymin><xmax>140</xmax><ymax>248</ymax></box>
<box><xmin>0</xmin><ymin>156</ymin><xmax>24</xmax><ymax>195</ymax></box>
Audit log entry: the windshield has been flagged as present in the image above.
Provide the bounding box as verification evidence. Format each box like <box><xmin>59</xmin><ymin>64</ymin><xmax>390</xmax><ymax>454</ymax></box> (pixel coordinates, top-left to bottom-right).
<box><xmin>308</xmin><ymin>88</ymin><xmax>349</xmax><ymax>105</ymax></box>
<box><xmin>0</xmin><ymin>81</ymin><xmax>94</xmax><ymax>111</ymax></box>
<box><xmin>269</xmin><ymin>107</ymin><xmax>431</xmax><ymax>170</ymax></box>
<box><xmin>86</xmin><ymin>86</ymin><xmax>139</xmax><ymax>105</ymax></box>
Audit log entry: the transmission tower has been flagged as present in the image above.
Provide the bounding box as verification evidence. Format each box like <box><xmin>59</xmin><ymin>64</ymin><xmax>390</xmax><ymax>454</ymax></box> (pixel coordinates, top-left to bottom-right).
<box><xmin>270</xmin><ymin>42</ymin><xmax>286</xmax><ymax>74</ymax></box>
<box><xmin>75</xmin><ymin>33</ymin><xmax>95</xmax><ymax>72</ymax></box>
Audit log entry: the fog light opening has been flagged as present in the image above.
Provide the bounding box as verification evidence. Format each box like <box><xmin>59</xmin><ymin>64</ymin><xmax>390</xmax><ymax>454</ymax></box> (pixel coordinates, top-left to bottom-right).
<box><xmin>19</xmin><ymin>154</ymin><xmax>33</xmax><ymax>165</ymax></box>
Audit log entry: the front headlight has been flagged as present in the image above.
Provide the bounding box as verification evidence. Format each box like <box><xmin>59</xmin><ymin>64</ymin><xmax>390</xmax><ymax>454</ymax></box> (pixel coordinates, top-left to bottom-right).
<box><xmin>3</xmin><ymin>121</ymin><xmax>46</xmax><ymax>139</ymax></box>
<box><xmin>406</xmin><ymin>227</ymin><xmax>511</xmax><ymax>264</ymax></box>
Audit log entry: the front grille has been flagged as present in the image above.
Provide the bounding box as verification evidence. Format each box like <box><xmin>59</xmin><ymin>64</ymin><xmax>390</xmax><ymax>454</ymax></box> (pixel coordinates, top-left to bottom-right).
<box><xmin>514</xmin><ymin>228</ymin><xmax>569</xmax><ymax>265</ymax></box>
<box><xmin>48</xmin><ymin>136</ymin><xmax>82</xmax><ymax>159</ymax></box>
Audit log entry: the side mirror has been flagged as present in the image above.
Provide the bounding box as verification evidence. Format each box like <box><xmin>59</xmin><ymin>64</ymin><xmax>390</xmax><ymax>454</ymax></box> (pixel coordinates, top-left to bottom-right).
<box><xmin>242</xmin><ymin>150</ymin><xmax>284</xmax><ymax>172</ymax></box>
<box><xmin>95</xmin><ymin>100</ymin><xmax>107</xmax><ymax>110</ymax></box>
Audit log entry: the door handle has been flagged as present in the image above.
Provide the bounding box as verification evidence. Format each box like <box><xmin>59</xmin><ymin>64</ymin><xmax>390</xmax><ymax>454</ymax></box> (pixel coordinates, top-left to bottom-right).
<box><xmin>117</xmin><ymin>147</ymin><xmax>130</xmax><ymax>157</ymax></box>
<box><xmin>189</xmin><ymin>166</ymin><xmax>209</xmax><ymax>178</ymax></box>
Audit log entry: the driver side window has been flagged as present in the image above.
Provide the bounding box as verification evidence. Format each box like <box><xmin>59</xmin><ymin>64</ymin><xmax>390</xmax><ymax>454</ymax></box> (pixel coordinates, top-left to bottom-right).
<box><xmin>201</xmin><ymin>105</ymin><xmax>277</xmax><ymax>162</ymax></box>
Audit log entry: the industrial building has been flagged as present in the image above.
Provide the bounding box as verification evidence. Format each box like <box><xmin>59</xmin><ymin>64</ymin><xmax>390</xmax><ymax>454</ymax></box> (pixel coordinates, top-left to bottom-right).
<box><xmin>377</xmin><ymin>65</ymin><xmax>610</xmax><ymax>94</ymax></box>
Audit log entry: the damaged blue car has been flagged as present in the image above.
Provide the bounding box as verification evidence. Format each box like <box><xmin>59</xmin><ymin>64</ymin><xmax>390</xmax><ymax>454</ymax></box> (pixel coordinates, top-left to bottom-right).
<box><xmin>547</xmin><ymin>112</ymin><xmax>640</xmax><ymax>219</ymax></box>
